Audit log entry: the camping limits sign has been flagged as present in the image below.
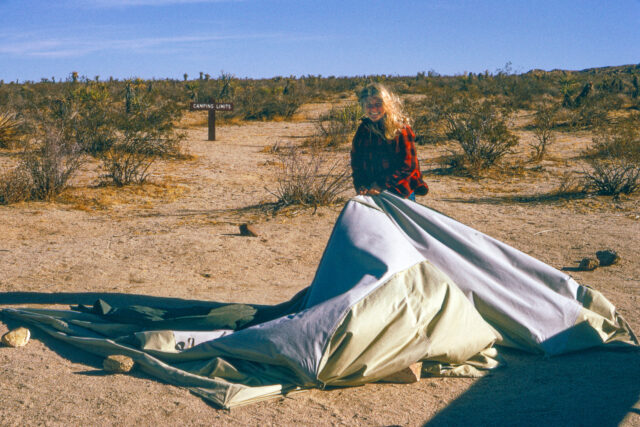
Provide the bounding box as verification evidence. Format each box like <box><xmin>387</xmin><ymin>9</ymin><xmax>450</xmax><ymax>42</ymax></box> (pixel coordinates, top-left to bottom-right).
<box><xmin>190</xmin><ymin>101</ymin><xmax>234</xmax><ymax>141</ymax></box>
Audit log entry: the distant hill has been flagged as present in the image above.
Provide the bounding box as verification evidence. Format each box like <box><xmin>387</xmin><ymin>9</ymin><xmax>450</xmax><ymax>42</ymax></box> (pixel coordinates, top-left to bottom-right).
<box><xmin>527</xmin><ymin>64</ymin><xmax>640</xmax><ymax>75</ymax></box>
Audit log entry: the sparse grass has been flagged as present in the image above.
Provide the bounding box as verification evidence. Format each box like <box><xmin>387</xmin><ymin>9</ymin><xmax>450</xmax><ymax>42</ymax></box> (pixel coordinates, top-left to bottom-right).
<box><xmin>0</xmin><ymin>166</ymin><xmax>32</xmax><ymax>204</ymax></box>
<box><xmin>55</xmin><ymin>181</ymin><xmax>190</xmax><ymax>211</ymax></box>
<box><xmin>267</xmin><ymin>143</ymin><xmax>351</xmax><ymax>210</ymax></box>
<box><xmin>588</xmin><ymin>114</ymin><xmax>640</xmax><ymax>161</ymax></box>
<box><xmin>307</xmin><ymin>102</ymin><xmax>362</xmax><ymax>148</ymax></box>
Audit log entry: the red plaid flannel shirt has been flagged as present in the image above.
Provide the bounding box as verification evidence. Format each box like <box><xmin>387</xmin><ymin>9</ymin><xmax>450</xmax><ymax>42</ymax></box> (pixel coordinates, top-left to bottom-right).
<box><xmin>350</xmin><ymin>119</ymin><xmax>428</xmax><ymax>198</ymax></box>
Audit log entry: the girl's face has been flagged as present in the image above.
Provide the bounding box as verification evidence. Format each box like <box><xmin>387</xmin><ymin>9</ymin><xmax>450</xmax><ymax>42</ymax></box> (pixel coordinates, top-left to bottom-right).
<box><xmin>364</xmin><ymin>96</ymin><xmax>385</xmax><ymax>122</ymax></box>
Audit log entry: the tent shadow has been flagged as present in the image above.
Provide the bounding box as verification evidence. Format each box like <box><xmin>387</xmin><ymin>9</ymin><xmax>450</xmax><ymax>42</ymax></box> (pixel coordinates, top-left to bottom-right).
<box><xmin>1</xmin><ymin>314</ymin><xmax>105</xmax><ymax>369</ymax></box>
<box><xmin>0</xmin><ymin>291</ymin><xmax>232</xmax><ymax>309</ymax></box>
<box><xmin>424</xmin><ymin>347</ymin><xmax>640</xmax><ymax>426</ymax></box>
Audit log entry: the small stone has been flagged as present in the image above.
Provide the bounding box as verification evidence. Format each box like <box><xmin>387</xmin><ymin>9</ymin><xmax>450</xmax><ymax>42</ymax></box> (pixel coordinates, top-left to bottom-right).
<box><xmin>239</xmin><ymin>223</ymin><xmax>259</xmax><ymax>237</ymax></box>
<box><xmin>578</xmin><ymin>257</ymin><xmax>599</xmax><ymax>271</ymax></box>
<box><xmin>103</xmin><ymin>355</ymin><xmax>135</xmax><ymax>373</ymax></box>
<box><xmin>596</xmin><ymin>250</ymin><xmax>620</xmax><ymax>267</ymax></box>
<box><xmin>1</xmin><ymin>327</ymin><xmax>31</xmax><ymax>347</ymax></box>
<box><xmin>379</xmin><ymin>362</ymin><xmax>422</xmax><ymax>384</ymax></box>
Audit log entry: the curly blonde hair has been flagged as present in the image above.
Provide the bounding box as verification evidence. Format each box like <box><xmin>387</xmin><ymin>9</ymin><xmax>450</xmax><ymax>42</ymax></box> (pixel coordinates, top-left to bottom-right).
<box><xmin>358</xmin><ymin>83</ymin><xmax>411</xmax><ymax>140</ymax></box>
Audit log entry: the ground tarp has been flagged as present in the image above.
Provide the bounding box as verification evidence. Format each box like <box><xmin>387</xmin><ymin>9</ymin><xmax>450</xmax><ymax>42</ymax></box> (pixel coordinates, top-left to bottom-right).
<box><xmin>2</xmin><ymin>192</ymin><xmax>636</xmax><ymax>408</ymax></box>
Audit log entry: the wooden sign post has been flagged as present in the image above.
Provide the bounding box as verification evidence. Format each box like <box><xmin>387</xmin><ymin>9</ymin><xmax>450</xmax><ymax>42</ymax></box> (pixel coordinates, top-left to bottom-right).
<box><xmin>189</xmin><ymin>101</ymin><xmax>234</xmax><ymax>141</ymax></box>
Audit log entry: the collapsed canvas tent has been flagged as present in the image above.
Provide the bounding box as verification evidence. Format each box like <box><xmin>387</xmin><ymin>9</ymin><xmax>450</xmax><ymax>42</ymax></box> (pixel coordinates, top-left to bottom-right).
<box><xmin>2</xmin><ymin>192</ymin><xmax>637</xmax><ymax>408</ymax></box>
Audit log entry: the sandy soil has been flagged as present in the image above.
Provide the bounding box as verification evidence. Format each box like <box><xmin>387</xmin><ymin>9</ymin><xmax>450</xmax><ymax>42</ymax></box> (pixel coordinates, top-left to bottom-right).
<box><xmin>1</xmin><ymin>104</ymin><xmax>639</xmax><ymax>426</ymax></box>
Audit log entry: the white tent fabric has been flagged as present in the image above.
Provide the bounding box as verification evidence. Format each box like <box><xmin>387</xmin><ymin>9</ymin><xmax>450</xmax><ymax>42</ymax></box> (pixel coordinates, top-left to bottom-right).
<box><xmin>324</xmin><ymin>193</ymin><xmax>636</xmax><ymax>354</ymax></box>
<box><xmin>2</xmin><ymin>192</ymin><xmax>636</xmax><ymax>408</ymax></box>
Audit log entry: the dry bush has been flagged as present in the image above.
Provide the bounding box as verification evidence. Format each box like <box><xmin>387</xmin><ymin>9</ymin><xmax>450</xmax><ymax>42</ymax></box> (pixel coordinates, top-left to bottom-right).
<box><xmin>408</xmin><ymin>106</ymin><xmax>448</xmax><ymax>145</ymax></box>
<box><xmin>584</xmin><ymin>159</ymin><xmax>640</xmax><ymax>198</ymax></box>
<box><xmin>406</xmin><ymin>90</ymin><xmax>456</xmax><ymax>145</ymax></box>
<box><xmin>100</xmin><ymin>145</ymin><xmax>155</xmax><ymax>186</ymax></box>
<box><xmin>310</xmin><ymin>103</ymin><xmax>362</xmax><ymax>147</ymax></box>
<box><xmin>98</xmin><ymin>84</ymin><xmax>185</xmax><ymax>186</ymax></box>
<box><xmin>584</xmin><ymin>115</ymin><xmax>640</xmax><ymax>198</ymax></box>
<box><xmin>529</xmin><ymin>101</ymin><xmax>557</xmax><ymax>161</ymax></box>
<box><xmin>236</xmin><ymin>83</ymin><xmax>308</xmax><ymax>121</ymax></box>
<box><xmin>100</xmin><ymin>131</ymin><xmax>181</xmax><ymax>186</ymax></box>
<box><xmin>22</xmin><ymin>126</ymin><xmax>84</xmax><ymax>200</ymax></box>
<box><xmin>444</xmin><ymin>99</ymin><xmax>519</xmax><ymax>173</ymax></box>
<box><xmin>268</xmin><ymin>144</ymin><xmax>351</xmax><ymax>209</ymax></box>
<box><xmin>589</xmin><ymin>115</ymin><xmax>640</xmax><ymax>161</ymax></box>
<box><xmin>0</xmin><ymin>166</ymin><xmax>32</xmax><ymax>204</ymax></box>
<box><xmin>0</xmin><ymin>112</ymin><xmax>22</xmax><ymax>149</ymax></box>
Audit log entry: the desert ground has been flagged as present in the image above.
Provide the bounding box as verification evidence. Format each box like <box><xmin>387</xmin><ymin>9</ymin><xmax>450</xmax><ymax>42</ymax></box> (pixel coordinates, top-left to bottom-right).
<box><xmin>1</xmin><ymin>101</ymin><xmax>639</xmax><ymax>426</ymax></box>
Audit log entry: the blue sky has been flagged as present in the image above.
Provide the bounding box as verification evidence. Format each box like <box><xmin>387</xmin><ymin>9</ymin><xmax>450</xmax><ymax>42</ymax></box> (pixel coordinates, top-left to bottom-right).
<box><xmin>1</xmin><ymin>0</ymin><xmax>639</xmax><ymax>82</ymax></box>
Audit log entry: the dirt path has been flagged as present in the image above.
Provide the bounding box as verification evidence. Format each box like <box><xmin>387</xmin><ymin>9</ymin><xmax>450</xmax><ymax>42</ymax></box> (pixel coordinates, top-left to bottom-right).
<box><xmin>1</xmin><ymin>113</ymin><xmax>639</xmax><ymax>426</ymax></box>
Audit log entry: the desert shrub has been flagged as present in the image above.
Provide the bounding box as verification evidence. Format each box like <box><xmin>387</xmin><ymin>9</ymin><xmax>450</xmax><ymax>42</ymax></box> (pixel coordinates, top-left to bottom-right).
<box><xmin>0</xmin><ymin>166</ymin><xmax>32</xmax><ymax>204</ymax></box>
<box><xmin>583</xmin><ymin>115</ymin><xmax>640</xmax><ymax>198</ymax></box>
<box><xmin>80</xmin><ymin>80</ymin><xmax>185</xmax><ymax>185</ymax></box>
<box><xmin>235</xmin><ymin>82</ymin><xmax>309</xmax><ymax>121</ymax></box>
<box><xmin>310</xmin><ymin>103</ymin><xmax>362</xmax><ymax>147</ymax></box>
<box><xmin>444</xmin><ymin>99</ymin><xmax>519</xmax><ymax>172</ymax></box>
<box><xmin>406</xmin><ymin>90</ymin><xmax>456</xmax><ymax>145</ymax></box>
<box><xmin>69</xmin><ymin>83</ymin><xmax>118</xmax><ymax>155</ymax></box>
<box><xmin>22</xmin><ymin>126</ymin><xmax>84</xmax><ymax>200</ymax></box>
<box><xmin>530</xmin><ymin>101</ymin><xmax>558</xmax><ymax>161</ymax></box>
<box><xmin>100</xmin><ymin>139</ymin><xmax>158</xmax><ymax>186</ymax></box>
<box><xmin>100</xmin><ymin>111</ymin><xmax>184</xmax><ymax>186</ymax></box>
<box><xmin>566</xmin><ymin>100</ymin><xmax>610</xmax><ymax>130</ymax></box>
<box><xmin>0</xmin><ymin>112</ymin><xmax>22</xmax><ymax>149</ymax></box>
<box><xmin>584</xmin><ymin>158</ymin><xmax>640</xmax><ymax>198</ymax></box>
<box><xmin>268</xmin><ymin>144</ymin><xmax>351</xmax><ymax>208</ymax></box>
<box><xmin>408</xmin><ymin>106</ymin><xmax>448</xmax><ymax>145</ymax></box>
<box><xmin>589</xmin><ymin>115</ymin><xmax>640</xmax><ymax>161</ymax></box>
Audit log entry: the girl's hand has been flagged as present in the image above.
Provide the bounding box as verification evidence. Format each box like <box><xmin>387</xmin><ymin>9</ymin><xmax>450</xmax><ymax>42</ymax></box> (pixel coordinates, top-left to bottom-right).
<box><xmin>367</xmin><ymin>184</ymin><xmax>382</xmax><ymax>195</ymax></box>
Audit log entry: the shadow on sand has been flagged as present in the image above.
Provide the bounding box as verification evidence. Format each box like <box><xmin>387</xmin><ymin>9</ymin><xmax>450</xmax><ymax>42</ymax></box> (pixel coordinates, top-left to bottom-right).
<box><xmin>2</xmin><ymin>292</ymin><xmax>638</xmax><ymax>423</ymax></box>
<box><xmin>425</xmin><ymin>347</ymin><xmax>640</xmax><ymax>426</ymax></box>
<box><xmin>0</xmin><ymin>291</ymin><xmax>231</xmax><ymax>309</ymax></box>
<box><xmin>439</xmin><ymin>190</ymin><xmax>590</xmax><ymax>206</ymax></box>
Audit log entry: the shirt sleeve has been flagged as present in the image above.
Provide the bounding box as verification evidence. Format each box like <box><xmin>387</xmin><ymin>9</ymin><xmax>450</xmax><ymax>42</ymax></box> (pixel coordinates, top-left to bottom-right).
<box><xmin>388</xmin><ymin>126</ymin><xmax>419</xmax><ymax>197</ymax></box>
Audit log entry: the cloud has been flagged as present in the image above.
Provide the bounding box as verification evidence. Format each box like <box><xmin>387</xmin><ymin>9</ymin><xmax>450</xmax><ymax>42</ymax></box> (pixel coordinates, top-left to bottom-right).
<box><xmin>0</xmin><ymin>31</ymin><xmax>315</xmax><ymax>58</ymax></box>
<box><xmin>74</xmin><ymin>0</ymin><xmax>244</xmax><ymax>7</ymax></box>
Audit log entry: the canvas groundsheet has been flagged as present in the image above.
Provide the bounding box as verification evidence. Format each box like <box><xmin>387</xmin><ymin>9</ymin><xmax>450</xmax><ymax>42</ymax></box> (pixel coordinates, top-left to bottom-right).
<box><xmin>1</xmin><ymin>193</ymin><xmax>637</xmax><ymax>409</ymax></box>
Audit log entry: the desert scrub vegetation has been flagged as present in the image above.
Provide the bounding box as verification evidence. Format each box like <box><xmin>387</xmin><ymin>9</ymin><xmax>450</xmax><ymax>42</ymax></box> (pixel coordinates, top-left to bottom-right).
<box><xmin>187</xmin><ymin>73</ymin><xmax>311</xmax><ymax>122</ymax></box>
<box><xmin>4</xmin><ymin>64</ymin><xmax>640</xmax><ymax>203</ymax></box>
<box><xmin>584</xmin><ymin>160</ymin><xmax>640</xmax><ymax>199</ymax></box>
<box><xmin>442</xmin><ymin>98</ymin><xmax>519</xmax><ymax>174</ymax></box>
<box><xmin>22</xmin><ymin>126</ymin><xmax>84</xmax><ymax>200</ymax></box>
<box><xmin>583</xmin><ymin>114</ymin><xmax>640</xmax><ymax>198</ymax></box>
<box><xmin>406</xmin><ymin>89</ymin><xmax>456</xmax><ymax>145</ymax></box>
<box><xmin>306</xmin><ymin>102</ymin><xmax>362</xmax><ymax>147</ymax></box>
<box><xmin>0</xmin><ymin>111</ymin><xmax>22</xmax><ymax>148</ymax></box>
<box><xmin>529</xmin><ymin>100</ymin><xmax>558</xmax><ymax>161</ymax></box>
<box><xmin>0</xmin><ymin>166</ymin><xmax>32</xmax><ymax>204</ymax></box>
<box><xmin>268</xmin><ymin>143</ymin><xmax>351</xmax><ymax>210</ymax></box>
<box><xmin>0</xmin><ymin>78</ymin><xmax>186</xmax><ymax>204</ymax></box>
<box><xmin>0</xmin><ymin>124</ymin><xmax>84</xmax><ymax>204</ymax></box>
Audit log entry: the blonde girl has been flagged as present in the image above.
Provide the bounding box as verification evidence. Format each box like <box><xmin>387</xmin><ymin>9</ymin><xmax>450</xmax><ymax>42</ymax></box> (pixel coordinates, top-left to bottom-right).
<box><xmin>350</xmin><ymin>83</ymin><xmax>428</xmax><ymax>199</ymax></box>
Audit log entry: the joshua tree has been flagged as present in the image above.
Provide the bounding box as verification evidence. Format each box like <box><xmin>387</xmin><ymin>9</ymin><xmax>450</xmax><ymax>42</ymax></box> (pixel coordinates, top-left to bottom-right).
<box><xmin>574</xmin><ymin>82</ymin><xmax>593</xmax><ymax>107</ymax></box>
